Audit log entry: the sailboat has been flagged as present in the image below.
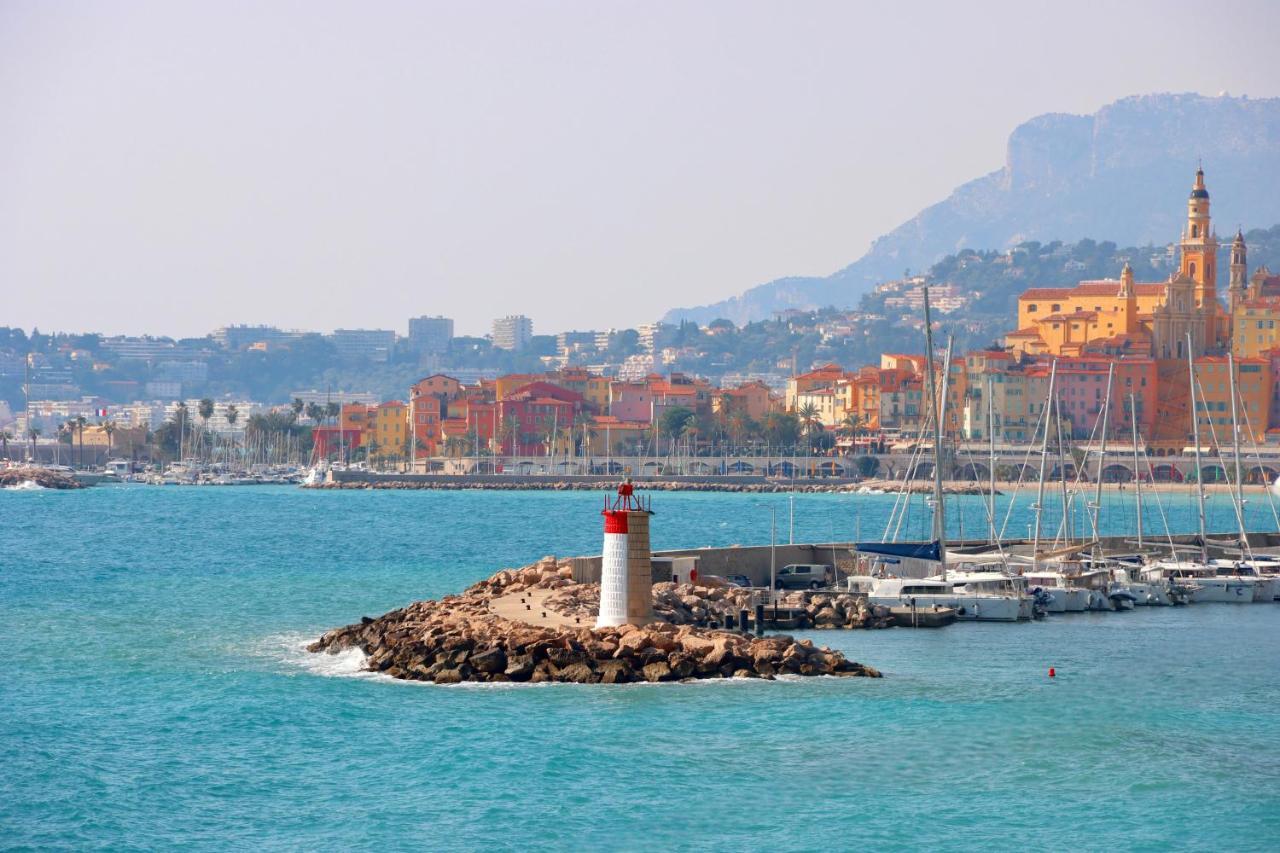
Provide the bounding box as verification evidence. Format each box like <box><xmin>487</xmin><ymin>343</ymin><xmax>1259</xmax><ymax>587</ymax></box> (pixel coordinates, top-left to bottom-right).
<box><xmin>860</xmin><ymin>287</ymin><xmax>1029</xmax><ymax>622</ymax></box>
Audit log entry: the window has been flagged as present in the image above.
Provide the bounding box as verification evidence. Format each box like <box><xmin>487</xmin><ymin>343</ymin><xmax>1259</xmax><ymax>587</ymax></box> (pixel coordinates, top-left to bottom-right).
<box><xmin>1028</xmin><ymin>304</ymin><xmax>1038</xmax><ymax>313</ymax></box>
<box><xmin>1052</xmin><ymin>304</ymin><xmax>1061</xmax><ymax>312</ymax></box>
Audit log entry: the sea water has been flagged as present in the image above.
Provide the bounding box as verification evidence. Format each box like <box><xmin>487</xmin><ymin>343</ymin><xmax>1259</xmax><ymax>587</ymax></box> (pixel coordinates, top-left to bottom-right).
<box><xmin>2</xmin><ymin>485</ymin><xmax>1278</xmax><ymax>850</ymax></box>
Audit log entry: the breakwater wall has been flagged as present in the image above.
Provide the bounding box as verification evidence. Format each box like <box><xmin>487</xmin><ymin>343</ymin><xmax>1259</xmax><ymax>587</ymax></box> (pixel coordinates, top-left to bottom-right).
<box><xmin>313</xmin><ymin>470</ymin><xmax>996</xmax><ymax>494</ymax></box>
<box><xmin>565</xmin><ymin>531</ymin><xmax>1280</xmax><ymax>587</ymax></box>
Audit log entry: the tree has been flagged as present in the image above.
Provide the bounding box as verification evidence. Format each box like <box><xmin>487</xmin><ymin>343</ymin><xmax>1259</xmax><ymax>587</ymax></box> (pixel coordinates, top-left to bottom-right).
<box><xmin>498</xmin><ymin>419</ymin><xmax>520</xmax><ymax>456</ymax></box>
<box><xmin>197</xmin><ymin>398</ymin><xmax>215</xmax><ymax>461</ymax></box>
<box><xmin>103</xmin><ymin>421</ymin><xmax>117</xmax><ymax>458</ymax></box>
<box><xmin>659</xmin><ymin>406</ymin><xmax>695</xmax><ymax>454</ymax></box>
<box><xmin>763</xmin><ymin>411</ymin><xmax>800</xmax><ymax>449</ymax></box>
<box><xmin>305</xmin><ymin>402</ymin><xmax>325</xmax><ymax>426</ymax></box>
<box><xmin>225</xmin><ymin>406</ymin><xmax>239</xmax><ymax>464</ymax></box>
<box><xmin>854</xmin><ymin>455</ymin><xmax>880</xmax><ymax>478</ymax></box>
<box><xmin>0</xmin><ymin>429</ymin><xmax>10</xmax><ymax>460</ymax></box>
<box><xmin>291</xmin><ymin>398</ymin><xmax>305</xmax><ymax>424</ymax></box>
<box><xmin>797</xmin><ymin>403</ymin><xmax>822</xmax><ymax>441</ymax></box>
<box><xmin>839</xmin><ymin>413</ymin><xmax>863</xmax><ymax>439</ymax></box>
<box><xmin>572</xmin><ymin>410</ymin><xmax>596</xmax><ymax>456</ymax></box>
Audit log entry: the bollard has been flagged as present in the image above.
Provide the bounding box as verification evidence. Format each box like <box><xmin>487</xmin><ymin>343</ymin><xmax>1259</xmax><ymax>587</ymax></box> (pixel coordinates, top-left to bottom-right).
<box><xmin>725</xmin><ymin>611</ymin><xmax>737</xmax><ymax>630</ymax></box>
<box><xmin>740</xmin><ymin>609</ymin><xmax>750</xmax><ymax>635</ymax></box>
<box><xmin>754</xmin><ymin>603</ymin><xmax>765</xmax><ymax>637</ymax></box>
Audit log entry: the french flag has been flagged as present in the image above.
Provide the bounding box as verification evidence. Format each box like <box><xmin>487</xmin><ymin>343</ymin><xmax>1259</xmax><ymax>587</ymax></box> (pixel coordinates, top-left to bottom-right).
<box><xmin>95</xmin><ymin>407</ymin><xmax>108</xmax><ymax>417</ymax></box>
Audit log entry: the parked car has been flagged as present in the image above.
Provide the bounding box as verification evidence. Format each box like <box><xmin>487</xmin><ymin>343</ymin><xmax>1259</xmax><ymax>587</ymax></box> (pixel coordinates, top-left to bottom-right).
<box><xmin>726</xmin><ymin>574</ymin><xmax>752</xmax><ymax>588</ymax></box>
<box><xmin>775</xmin><ymin>564</ymin><xmax>831</xmax><ymax>590</ymax></box>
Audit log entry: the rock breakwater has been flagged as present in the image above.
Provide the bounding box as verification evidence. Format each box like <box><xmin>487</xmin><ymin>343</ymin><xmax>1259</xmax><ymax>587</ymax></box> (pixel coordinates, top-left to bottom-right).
<box><xmin>0</xmin><ymin>467</ymin><xmax>83</xmax><ymax>489</ymax></box>
<box><xmin>308</xmin><ymin>559</ymin><xmax>881</xmax><ymax>684</ymax></box>
<box><xmin>546</xmin><ymin>581</ymin><xmax>895</xmax><ymax>630</ymax></box>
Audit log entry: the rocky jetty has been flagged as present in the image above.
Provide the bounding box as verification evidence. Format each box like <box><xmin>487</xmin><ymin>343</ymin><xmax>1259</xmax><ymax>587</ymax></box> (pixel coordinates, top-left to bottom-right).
<box><xmin>546</xmin><ymin>581</ymin><xmax>894</xmax><ymax>630</ymax></box>
<box><xmin>308</xmin><ymin>559</ymin><xmax>881</xmax><ymax>684</ymax></box>
<box><xmin>0</xmin><ymin>467</ymin><xmax>83</xmax><ymax>489</ymax></box>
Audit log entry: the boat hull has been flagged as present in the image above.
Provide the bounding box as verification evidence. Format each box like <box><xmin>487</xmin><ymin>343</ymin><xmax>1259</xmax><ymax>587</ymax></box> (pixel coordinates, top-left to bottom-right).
<box><xmin>868</xmin><ymin>593</ymin><xmax>1022</xmax><ymax>623</ymax></box>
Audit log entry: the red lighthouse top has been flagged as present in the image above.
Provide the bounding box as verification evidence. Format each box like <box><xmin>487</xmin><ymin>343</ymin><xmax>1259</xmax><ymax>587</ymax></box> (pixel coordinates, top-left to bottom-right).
<box><xmin>603</xmin><ymin>478</ymin><xmax>651</xmax><ymax>514</ymax></box>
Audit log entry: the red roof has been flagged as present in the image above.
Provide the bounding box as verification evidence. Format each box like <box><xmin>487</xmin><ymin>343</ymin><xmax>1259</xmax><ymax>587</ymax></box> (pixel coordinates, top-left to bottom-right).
<box><xmin>1021</xmin><ymin>281</ymin><xmax>1165</xmax><ymax>299</ymax></box>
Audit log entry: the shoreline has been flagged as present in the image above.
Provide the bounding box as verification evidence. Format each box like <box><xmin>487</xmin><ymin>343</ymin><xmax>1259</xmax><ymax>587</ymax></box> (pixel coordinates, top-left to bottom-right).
<box><xmin>302</xmin><ymin>476</ymin><xmax>1276</xmax><ymax>495</ymax></box>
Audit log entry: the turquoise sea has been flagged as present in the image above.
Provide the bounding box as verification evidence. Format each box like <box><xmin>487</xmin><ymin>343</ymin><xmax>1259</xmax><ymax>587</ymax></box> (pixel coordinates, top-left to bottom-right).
<box><xmin>3</xmin><ymin>484</ymin><xmax>1278</xmax><ymax>851</ymax></box>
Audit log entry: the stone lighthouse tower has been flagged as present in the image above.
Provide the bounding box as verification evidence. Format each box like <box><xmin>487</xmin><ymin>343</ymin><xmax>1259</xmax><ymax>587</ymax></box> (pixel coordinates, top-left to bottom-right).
<box><xmin>595</xmin><ymin>480</ymin><xmax>654</xmax><ymax>628</ymax></box>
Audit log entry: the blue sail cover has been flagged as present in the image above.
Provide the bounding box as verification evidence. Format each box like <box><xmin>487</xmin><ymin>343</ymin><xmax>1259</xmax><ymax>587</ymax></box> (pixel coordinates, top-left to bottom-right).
<box><xmin>854</xmin><ymin>541</ymin><xmax>942</xmax><ymax>562</ymax></box>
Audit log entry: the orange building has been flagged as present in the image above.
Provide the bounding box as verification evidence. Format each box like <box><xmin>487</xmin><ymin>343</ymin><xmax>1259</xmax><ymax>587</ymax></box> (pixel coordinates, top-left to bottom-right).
<box><xmin>1008</xmin><ymin>168</ymin><xmax>1232</xmax><ymax>360</ymax></box>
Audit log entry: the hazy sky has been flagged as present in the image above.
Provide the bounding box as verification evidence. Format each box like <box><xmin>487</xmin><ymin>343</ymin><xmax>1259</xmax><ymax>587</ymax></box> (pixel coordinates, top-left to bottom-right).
<box><xmin>3</xmin><ymin>1</ymin><xmax>1279</xmax><ymax>339</ymax></box>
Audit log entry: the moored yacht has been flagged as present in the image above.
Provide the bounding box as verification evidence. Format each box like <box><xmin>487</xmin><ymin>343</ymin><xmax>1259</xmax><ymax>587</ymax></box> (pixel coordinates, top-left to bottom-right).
<box><xmin>868</xmin><ymin>576</ymin><xmax>1023</xmax><ymax>622</ymax></box>
<box><xmin>1022</xmin><ymin>570</ymin><xmax>1090</xmax><ymax>613</ymax></box>
<box><xmin>1143</xmin><ymin>561</ymin><xmax>1250</xmax><ymax>603</ymax></box>
<box><xmin>1207</xmin><ymin>560</ymin><xmax>1280</xmax><ymax>603</ymax></box>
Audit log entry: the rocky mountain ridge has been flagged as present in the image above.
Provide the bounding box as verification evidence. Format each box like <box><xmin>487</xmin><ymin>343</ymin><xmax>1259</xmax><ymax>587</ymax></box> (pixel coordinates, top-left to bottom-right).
<box><xmin>666</xmin><ymin>93</ymin><xmax>1280</xmax><ymax>325</ymax></box>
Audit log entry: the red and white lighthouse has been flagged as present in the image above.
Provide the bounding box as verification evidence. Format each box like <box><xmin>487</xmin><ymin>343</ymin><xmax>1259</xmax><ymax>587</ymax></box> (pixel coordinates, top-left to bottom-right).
<box><xmin>596</xmin><ymin>480</ymin><xmax>654</xmax><ymax>628</ymax></box>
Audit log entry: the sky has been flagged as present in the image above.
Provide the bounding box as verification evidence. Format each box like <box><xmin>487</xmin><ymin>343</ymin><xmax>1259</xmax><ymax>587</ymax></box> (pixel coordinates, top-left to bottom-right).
<box><xmin>2</xmin><ymin>1</ymin><xmax>1279</xmax><ymax>339</ymax></box>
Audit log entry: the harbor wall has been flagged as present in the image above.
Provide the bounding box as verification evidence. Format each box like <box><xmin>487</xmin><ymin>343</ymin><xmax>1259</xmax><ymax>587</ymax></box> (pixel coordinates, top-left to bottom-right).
<box><xmin>565</xmin><ymin>532</ymin><xmax>1280</xmax><ymax>587</ymax></box>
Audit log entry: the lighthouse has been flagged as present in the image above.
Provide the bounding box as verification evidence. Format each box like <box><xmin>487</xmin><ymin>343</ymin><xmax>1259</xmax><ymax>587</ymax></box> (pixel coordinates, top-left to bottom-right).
<box><xmin>595</xmin><ymin>479</ymin><xmax>654</xmax><ymax>628</ymax></box>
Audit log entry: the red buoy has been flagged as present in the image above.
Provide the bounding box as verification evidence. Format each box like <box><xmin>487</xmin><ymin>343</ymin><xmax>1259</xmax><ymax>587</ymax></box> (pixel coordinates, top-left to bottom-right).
<box><xmin>1048</xmin><ymin>667</ymin><xmax>1056</xmax><ymax>678</ymax></box>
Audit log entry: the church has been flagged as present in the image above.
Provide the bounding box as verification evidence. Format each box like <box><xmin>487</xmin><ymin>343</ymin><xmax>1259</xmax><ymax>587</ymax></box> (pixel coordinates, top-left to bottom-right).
<box><xmin>1006</xmin><ymin>168</ymin><xmax>1235</xmax><ymax>360</ymax></box>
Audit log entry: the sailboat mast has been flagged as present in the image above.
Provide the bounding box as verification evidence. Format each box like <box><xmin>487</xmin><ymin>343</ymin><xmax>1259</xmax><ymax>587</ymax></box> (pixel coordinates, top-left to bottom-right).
<box><xmin>1130</xmin><ymin>393</ymin><xmax>1143</xmax><ymax>549</ymax></box>
<box><xmin>1228</xmin><ymin>352</ymin><xmax>1247</xmax><ymax>551</ymax></box>
<box><xmin>1186</xmin><ymin>333</ymin><xmax>1208</xmax><ymax>564</ymax></box>
<box><xmin>988</xmin><ymin>376</ymin><xmax>996</xmax><ymax>545</ymax></box>
<box><xmin>1092</xmin><ymin>362</ymin><xmax>1115</xmax><ymax>550</ymax></box>
<box><xmin>921</xmin><ymin>287</ymin><xmax>946</xmax><ymax>576</ymax></box>
<box><xmin>1055</xmin><ymin>394</ymin><xmax>1071</xmax><ymax>546</ymax></box>
<box><xmin>1032</xmin><ymin>360</ymin><xmax>1058</xmax><ymax>574</ymax></box>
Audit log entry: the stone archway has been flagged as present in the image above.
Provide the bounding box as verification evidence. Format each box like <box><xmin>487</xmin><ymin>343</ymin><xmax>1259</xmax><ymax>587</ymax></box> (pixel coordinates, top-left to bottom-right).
<box><xmin>1151</xmin><ymin>463</ymin><xmax>1179</xmax><ymax>483</ymax></box>
<box><xmin>909</xmin><ymin>461</ymin><xmax>935</xmax><ymax>481</ymax></box>
<box><xmin>1199</xmin><ymin>464</ymin><xmax>1228</xmax><ymax>484</ymax></box>
<box><xmin>1102</xmin><ymin>463</ymin><xmax>1135</xmax><ymax>483</ymax></box>
<box><xmin>1248</xmin><ymin>465</ymin><xmax>1278</xmax><ymax>485</ymax></box>
<box><xmin>955</xmin><ymin>461</ymin><xmax>990</xmax><ymax>482</ymax></box>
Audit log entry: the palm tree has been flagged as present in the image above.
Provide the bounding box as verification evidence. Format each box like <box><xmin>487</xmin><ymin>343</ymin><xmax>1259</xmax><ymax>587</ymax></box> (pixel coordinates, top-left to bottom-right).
<box><xmin>103</xmin><ymin>421</ymin><xmax>117</xmax><ymax>458</ymax></box>
<box><xmin>197</xmin><ymin>398</ymin><xmax>214</xmax><ymax>459</ymax></box>
<box><xmin>75</xmin><ymin>416</ymin><xmax>87</xmax><ymax>468</ymax></box>
<box><xmin>225</xmin><ymin>405</ymin><xmax>239</xmax><ymax>465</ymax></box>
<box><xmin>291</xmin><ymin>397</ymin><xmax>305</xmax><ymax>424</ymax></box>
<box><xmin>572</xmin><ymin>410</ymin><xmax>596</xmax><ymax>457</ymax></box>
<box><xmin>365</xmin><ymin>439</ymin><xmax>381</xmax><ymax>470</ymax></box>
<box><xmin>28</xmin><ymin>426</ymin><xmax>40</xmax><ymax>461</ymax></box>
<box><xmin>540</xmin><ymin>422</ymin><xmax>560</xmax><ymax>457</ymax></box>
<box><xmin>0</xmin><ymin>428</ymin><xmax>11</xmax><ymax>461</ymax></box>
<box><xmin>498</xmin><ymin>419</ymin><xmax>521</xmax><ymax>457</ymax></box>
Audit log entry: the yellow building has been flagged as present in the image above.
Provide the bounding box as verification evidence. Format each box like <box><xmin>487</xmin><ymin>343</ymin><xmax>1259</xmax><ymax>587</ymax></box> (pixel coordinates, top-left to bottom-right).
<box><xmin>792</xmin><ymin>387</ymin><xmax>845</xmax><ymax>428</ymax></box>
<box><xmin>1192</xmin><ymin>357</ymin><xmax>1270</xmax><ymax>444</ymax></box>
<box><xmin>367</xmin><ymin>401</ymin><xmax>408</xmax><ymax>465</ymax></box>
<box><xmin>1232</xmin><ymin>299</ymin><xmax>1280</xmax><ymax>358</ymax></box>
<box><xmin>554</xmin><ymin>368</ymin><xmax>611</xmax><ymax>412</ymax></box>
<box><xmin>1008</xmin><ymin>168</ymin><xmax>1232</xmax><ymax>359</ymax></box>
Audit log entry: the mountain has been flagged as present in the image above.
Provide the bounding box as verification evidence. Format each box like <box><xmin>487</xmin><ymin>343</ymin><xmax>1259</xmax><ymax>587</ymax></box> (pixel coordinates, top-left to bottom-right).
<box><xmin>665</xmin><ymin>93</ymin><xmax>1280</xmax><ymax>326</ymax></box>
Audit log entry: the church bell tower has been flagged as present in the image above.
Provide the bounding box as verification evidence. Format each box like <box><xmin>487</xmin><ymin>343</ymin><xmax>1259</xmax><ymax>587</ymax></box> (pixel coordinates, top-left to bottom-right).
<box><xmin>1181</xmin><ymin>166</ymin><xmax>1218</xmax><ymax>307</ymax></box>
<box><xmin>1228</xmin><ymin>228</ymin><xmax>1248</xmax><ymax>312</ymax></box>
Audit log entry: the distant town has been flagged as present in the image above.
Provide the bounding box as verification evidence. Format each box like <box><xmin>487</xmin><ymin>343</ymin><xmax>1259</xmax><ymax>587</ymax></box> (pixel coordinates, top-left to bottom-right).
<box><xmin>4</xmin><ymin>169</ymin><xmax>1280</xmax><ymax>476</ymax></box>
